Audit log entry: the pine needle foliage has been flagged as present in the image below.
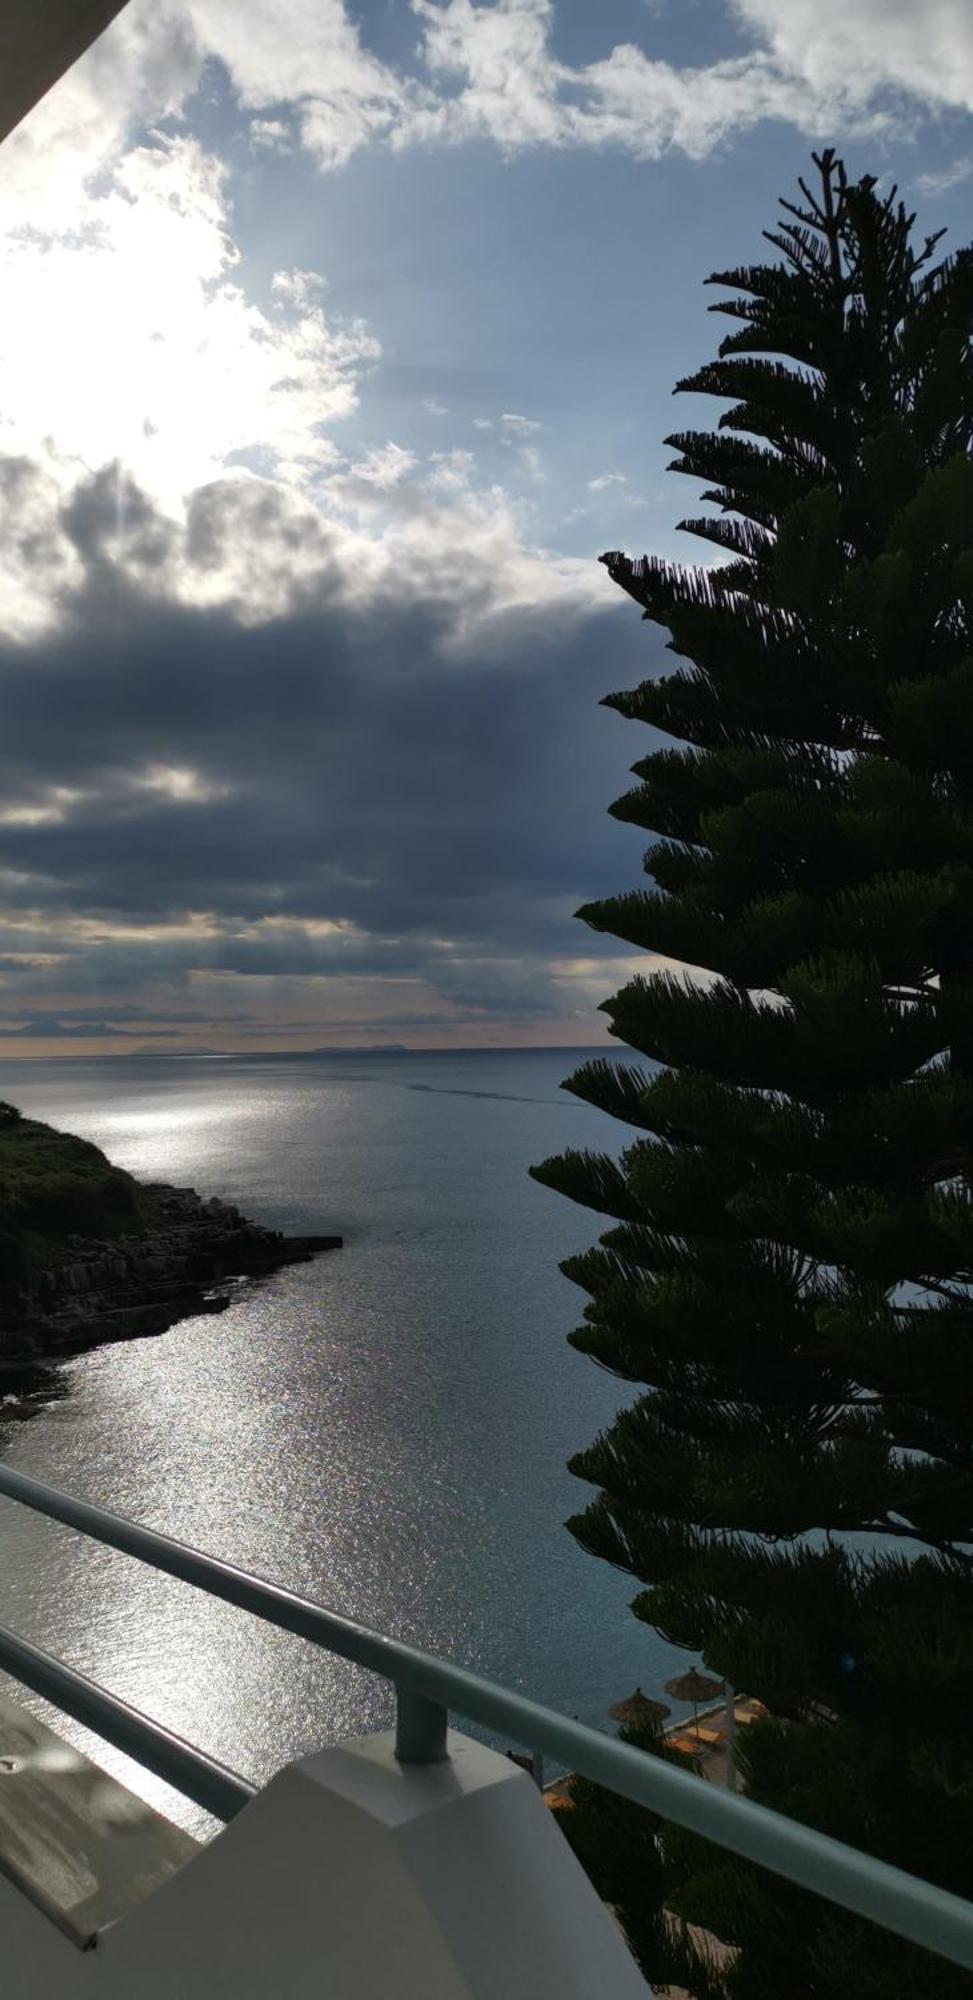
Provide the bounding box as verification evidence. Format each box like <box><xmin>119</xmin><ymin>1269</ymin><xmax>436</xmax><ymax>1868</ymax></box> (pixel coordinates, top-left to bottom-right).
<box><xmin>558</xmin><ymin>1720</ymin><xmax>720</xmax><ymax>1996</ymax></box>
<box><xmin>532</xmin><ymin>153</ymin><xmax>973</xmax><ymax>1995</ymax></box>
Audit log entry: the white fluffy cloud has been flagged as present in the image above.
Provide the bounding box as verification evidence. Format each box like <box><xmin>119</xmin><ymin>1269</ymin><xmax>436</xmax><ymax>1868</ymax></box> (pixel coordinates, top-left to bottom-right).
<box><xmin>0</xmin><ymin>9</ymin><xmax>622</xmax><ymax>646</ymax></box>
<box><xmin>2</xmin><ymin>0</ymin><xmax>967</xmax><ymax>569</ymax></box>
<box><xmin>186</xmin><ymin>0</ymin><xmax>432</xmax><ymax>169</ymax></box>
<box><xmin>0</xmin><ymin>134</ymin><xmax>378</xmax><ymax>522</ymax></box>
<box><xmin>9</xmin><ymin>0</ymin><xmax>969</xmax><ymax>211</ymax></box>
<box><xmin>3</xmin><ymin>0</ymin><xmax>970</xmax><ymax>628</ymax></box>
<box><xmin>733</xmin><ymin>1</ymin><xmax>973</xmax><ymax>117</ymax></box>
<box><xmin>2</xmin><ymin>0</ymin><xmax>967</xmax><ymax>647</ymax></box>
<box><xmin>0</xmin><ymin>9</ymin><xmax>200</xmax><ymax>227</ymax></box>
<box><xmin>404</xmin><ymin>0</ymin><xmax>973</xmax><ymax>163</ymax></box>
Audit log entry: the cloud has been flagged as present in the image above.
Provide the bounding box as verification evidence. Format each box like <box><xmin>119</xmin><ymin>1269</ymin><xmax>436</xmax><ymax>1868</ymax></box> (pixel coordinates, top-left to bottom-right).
<box><xmin>0</xmin><ymin>1016</ymin><xmax>174</xmax><ymax>1040</ymax></box>
<box><xmin>185</xmin><ymin>0</ymin><xmax>431</xmax><ymax>171</ymax></box>
<box><xmin>916</xmin><ymin>154</ymin><xmax>973</xmax><ymax>195</ymax></box>
<box><xmin>585</xmin><ymin>475</ymin><xmax>648</xmax><ymax>511</ymax></box>
<box><xmin>6</xmin><ymin>0</ymin><xmax>970</xmax><ymax>221</ymax></box>
<box><xmin>248</xmin><ymin>117</ymin><xmax>293</xmax><ymax>153</ymax></box>
<box><xmin>5</xmin><ymin>0</ymin><xmax>967</xmax><ymax>1051</ymax></box>
<box><xmin>405</xmin><ymin>0</ymin><xmax>973</xmax><ymax>164</ymax></box>
<box><xmin>0</xmin><ymin>469</ymin><xmax>651</xmax><ymax>1047</ymax></box>
<box><xmin>732</xmin><ymin>1</ymin><xmax>973</xmax><ymax>118</ymax></box>
<box><xmin>422</xmin><ymin>397</ymin><xmax>450</xmax><ymax>415</ymax></box>
<box><xmin>497</xmin><ymin>414</ymin><xmax>545</xmax><ymax>481</ymax></box>
<box><xmin>1</xmin><ymin>438</ymin><xmax>615</xmax><ymax>646</ymax></box>
<box><xmin>324</xmin><ymin>440</ymin><xmax>419</xmax><ymax>512</ymax></box>
<box><xmin>0</xmin><ymin>9</ymin><xmax>201</xmax><ymax>229</ymax></box>
<box><xmin>0</xmin><ymin>128</ymin><xmax>380</xmax><ymax>543</ymax></box>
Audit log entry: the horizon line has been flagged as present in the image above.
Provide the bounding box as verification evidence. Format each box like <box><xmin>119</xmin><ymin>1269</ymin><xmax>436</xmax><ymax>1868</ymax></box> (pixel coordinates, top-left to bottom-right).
<box><xmin>0</xmin><ymin>1041</ymin><xmax>619</xmax><ymax>1063</ymax></box>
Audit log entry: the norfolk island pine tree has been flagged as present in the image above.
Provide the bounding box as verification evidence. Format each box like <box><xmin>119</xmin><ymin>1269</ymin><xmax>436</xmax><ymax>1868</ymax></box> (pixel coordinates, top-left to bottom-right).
<box><xmin>531</xmin><ymin>152</ymin><xmax>973</xmax><ymax>1997</ymax></box>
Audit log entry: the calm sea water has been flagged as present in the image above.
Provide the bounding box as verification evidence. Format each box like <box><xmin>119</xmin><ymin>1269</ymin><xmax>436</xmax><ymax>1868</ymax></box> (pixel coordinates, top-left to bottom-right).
<box><xmin>0</xmin><ymin>1047</ymin><xmax>693</xmax><ymax>1834</ymax></box>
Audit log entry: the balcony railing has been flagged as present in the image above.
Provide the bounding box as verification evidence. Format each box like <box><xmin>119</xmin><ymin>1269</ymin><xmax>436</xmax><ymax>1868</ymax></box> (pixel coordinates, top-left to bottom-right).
<box><xmin>0</xmin><ymin>1459</ymin><xmax>970</xmax><ymax>1976</ymax></box>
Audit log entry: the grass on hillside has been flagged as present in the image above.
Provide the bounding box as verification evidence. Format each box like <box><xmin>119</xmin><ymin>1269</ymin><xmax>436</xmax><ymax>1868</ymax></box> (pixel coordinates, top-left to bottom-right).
<box><xmin>0</xmin><ymin>1102</ymin><xmax>156</xmax><ymax>1291</ymax></box>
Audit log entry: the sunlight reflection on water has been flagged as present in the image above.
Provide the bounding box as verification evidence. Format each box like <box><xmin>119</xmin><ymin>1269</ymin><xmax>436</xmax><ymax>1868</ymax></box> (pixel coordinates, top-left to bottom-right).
<box><xmin>0</xmin><ymin>1051</ymin><xmax>687</xmax><ymax>1834</ymax></box>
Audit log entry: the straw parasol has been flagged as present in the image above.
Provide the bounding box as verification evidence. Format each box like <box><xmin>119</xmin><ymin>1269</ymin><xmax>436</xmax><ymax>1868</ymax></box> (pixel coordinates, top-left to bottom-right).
<box><xmin>665</xmin><ymin>1668</ymin><xmax>724</xmax><ymax>1742</ymax></box>
<box><xmin>609</xmin><ymin>1686</ymin><xmax>671</xmax><ymax>1729</ymax></box>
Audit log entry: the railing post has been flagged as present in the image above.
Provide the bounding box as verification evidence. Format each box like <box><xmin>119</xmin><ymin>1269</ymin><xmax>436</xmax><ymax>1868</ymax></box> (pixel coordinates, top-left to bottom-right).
<box><xmin>725</xmin><ymin>1685</ymin><xmax>737</xmax><ymax>1793</ymax></box>
<box><xmin>4</xmin><ymin>1464</ymin><xmax>973</xmax><ymax>1975</ymax></box>
<box><xmin>395</xmin><ymin>1687</ymin><xmax>449</xmax><ymax>1764</ymax></box>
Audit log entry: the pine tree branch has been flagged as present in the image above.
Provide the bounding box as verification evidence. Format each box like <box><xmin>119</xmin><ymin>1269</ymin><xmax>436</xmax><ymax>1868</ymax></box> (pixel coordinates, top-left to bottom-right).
<box><xmin>545</xmin><ymin>152</ymin><xmax>973</xmax><ymax>1994</ymax></box>
<box><xmin>915</xmin><ymin>1277</ymin><xmax>973</xmax><ymax>1308</ymax></box>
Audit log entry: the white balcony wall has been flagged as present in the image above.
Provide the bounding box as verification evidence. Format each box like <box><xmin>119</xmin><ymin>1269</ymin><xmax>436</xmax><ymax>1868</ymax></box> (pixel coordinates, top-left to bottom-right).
<box><xmin>1</xmin><ymin>1726</ymin><xmax>649</xmax><ymax>1997</ymax></box>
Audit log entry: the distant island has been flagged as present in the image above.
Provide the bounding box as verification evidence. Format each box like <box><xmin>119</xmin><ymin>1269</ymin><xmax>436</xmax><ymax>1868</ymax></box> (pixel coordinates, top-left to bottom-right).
<box><xmin>0</xmin><ymin>1101</ymin><xmax>341</xmax><ymax>1396</ymax></box>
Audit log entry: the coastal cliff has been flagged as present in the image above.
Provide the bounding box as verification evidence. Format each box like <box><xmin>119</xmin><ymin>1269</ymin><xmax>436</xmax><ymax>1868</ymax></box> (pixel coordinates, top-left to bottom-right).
<box><xmin>0</xmin><ymin>1101</ymin><xmax>341</xmax><ymax>1381</ymax></box>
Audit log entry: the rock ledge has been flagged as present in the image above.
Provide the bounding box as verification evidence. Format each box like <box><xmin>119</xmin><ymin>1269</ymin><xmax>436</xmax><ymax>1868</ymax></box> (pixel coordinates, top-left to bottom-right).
<box><xmin>0</xmin><ymin>1181</ymin><xmax>342</xmax><ymax>1377</ymax></box>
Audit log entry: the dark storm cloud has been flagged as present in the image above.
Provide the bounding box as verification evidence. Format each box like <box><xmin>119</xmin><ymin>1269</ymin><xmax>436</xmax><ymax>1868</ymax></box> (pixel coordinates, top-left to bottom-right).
<box><xmin>0</xmin><ymin>467</ymin><xmax>664</xmax><ymax>1028</ymax></box>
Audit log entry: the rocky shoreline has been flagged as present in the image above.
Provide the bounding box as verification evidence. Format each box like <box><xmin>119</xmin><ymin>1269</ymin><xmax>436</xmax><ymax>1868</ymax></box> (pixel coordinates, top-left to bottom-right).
<box><xmin>0</xmin><ymin>1181</ymin><xmax>342</xmax><ymax>1390</ymax></box>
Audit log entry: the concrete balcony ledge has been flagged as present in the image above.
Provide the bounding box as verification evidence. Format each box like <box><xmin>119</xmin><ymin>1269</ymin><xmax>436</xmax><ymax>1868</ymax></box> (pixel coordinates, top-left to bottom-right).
<box><xmin>0</xmin><ymin>1690</ymin><xmax>199</xmax><ymax>1946</ymax></box>
<box><xmin>0</xmin><ymin>1708</ymin><xmax>649</xmax><ymax>1997</ymax></box>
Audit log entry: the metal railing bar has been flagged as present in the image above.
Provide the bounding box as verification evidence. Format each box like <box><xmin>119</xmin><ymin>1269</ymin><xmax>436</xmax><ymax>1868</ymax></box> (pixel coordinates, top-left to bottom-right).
<box><xmin>1</xmin><ymin>1462</ymin><xmax>971</xmax><ymax>1971</ymax></box>
<box><xmin>0</xmin><ymin>1623</ymin><xmax>255</xmax><ymax>1823</ymax></box>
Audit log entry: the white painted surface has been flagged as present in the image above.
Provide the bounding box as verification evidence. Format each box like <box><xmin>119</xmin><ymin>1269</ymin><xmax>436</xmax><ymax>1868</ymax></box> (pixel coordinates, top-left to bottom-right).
<box><xmin>0</xmin><ymin>1690</ymin><xmax>199</xmax><ymax>1945</ymax></box>
<box><xmin>3</xmin><ymin>1727</ymin><xmax>649</xmax><ymax>1996</ymax></box>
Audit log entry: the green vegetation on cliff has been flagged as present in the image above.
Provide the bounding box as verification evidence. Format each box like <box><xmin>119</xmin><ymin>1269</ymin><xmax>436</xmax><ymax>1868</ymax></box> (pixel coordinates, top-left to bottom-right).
<box><xmin>0</xmin><ymin>1102</ymin><xmax>154</xmax><ymax>1291</ymax></box>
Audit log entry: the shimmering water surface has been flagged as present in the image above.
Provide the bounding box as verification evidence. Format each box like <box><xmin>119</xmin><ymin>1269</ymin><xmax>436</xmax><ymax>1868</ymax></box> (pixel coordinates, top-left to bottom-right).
<box><xmin>0</xmin><ymin>1048</ymin><xmax>689</xmax><ymax>1834</ymax></box>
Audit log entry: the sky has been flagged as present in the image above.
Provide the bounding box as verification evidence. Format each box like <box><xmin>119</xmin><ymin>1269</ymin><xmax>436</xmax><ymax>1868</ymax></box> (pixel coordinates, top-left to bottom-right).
<box><xmin>0</xmin><ymin>0</ymin><xmax>971</xmax><ymax>1058</ymax></box>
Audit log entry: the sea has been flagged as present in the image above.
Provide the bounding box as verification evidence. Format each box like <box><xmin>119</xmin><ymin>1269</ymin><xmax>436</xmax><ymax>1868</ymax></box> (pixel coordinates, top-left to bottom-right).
<box><xmin>0</xmin><ymin>1046</ymin><xmax>695</xmax><ymax>1835</ymax></box>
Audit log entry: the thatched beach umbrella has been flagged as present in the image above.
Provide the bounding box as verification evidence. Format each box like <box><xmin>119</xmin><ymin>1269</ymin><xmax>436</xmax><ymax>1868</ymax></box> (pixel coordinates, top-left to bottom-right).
<box><xmin>609</xmin><ymin>1686</ymin><xmax>671</xmax><ymax>1729</ymax></box>
<box><xmin>665</xmin><ymin>1668</ymin><xmax>725</xmax><ymax>1743</ymax></box>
